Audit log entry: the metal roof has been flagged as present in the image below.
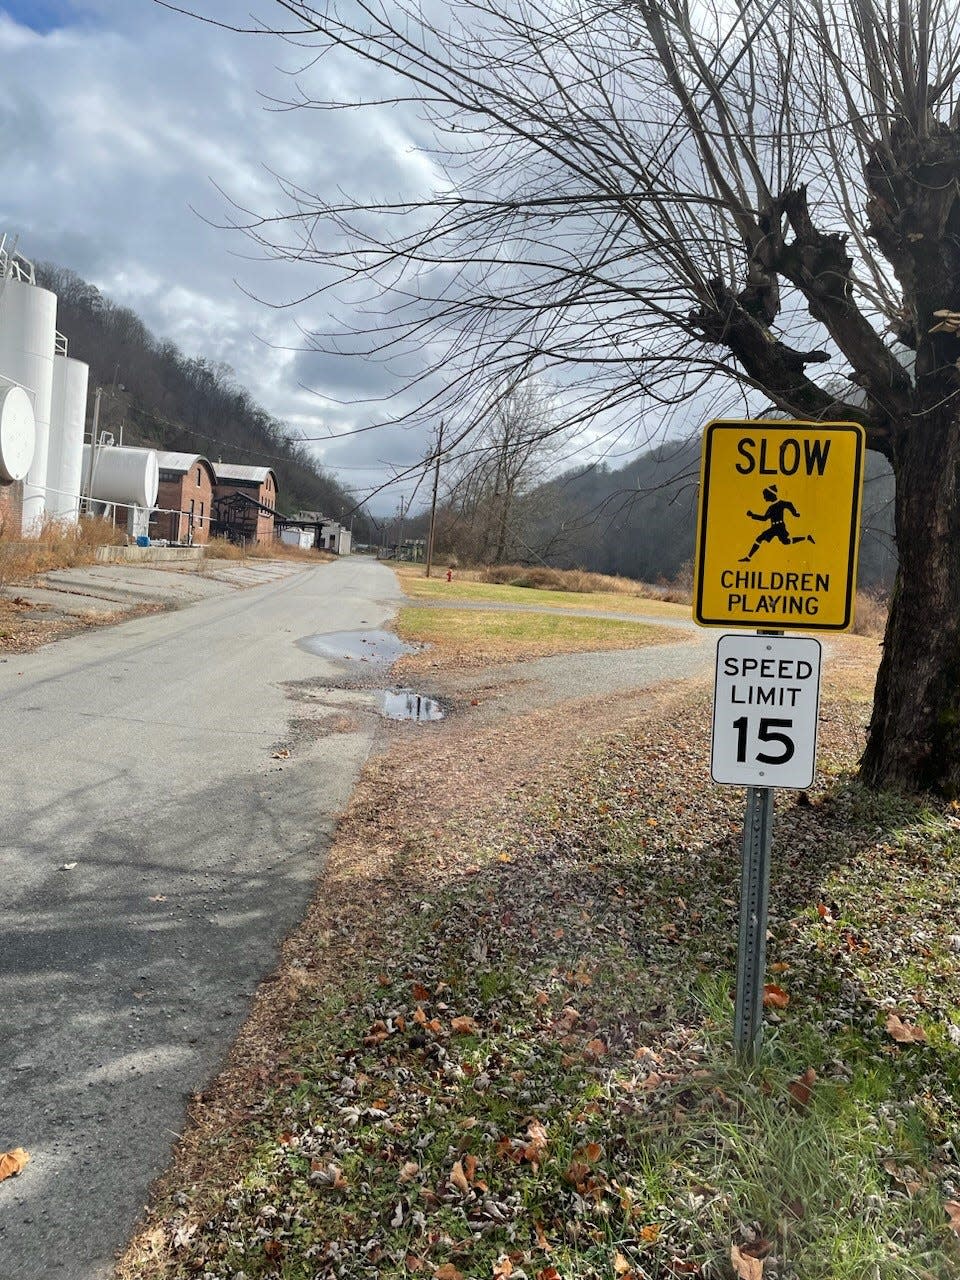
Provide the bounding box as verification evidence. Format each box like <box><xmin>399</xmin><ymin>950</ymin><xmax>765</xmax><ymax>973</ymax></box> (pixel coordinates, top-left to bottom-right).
<box><xmin>213</xmin><ymin>463</ymin><xmax>276</xmax><ymax>485</ymax></box>
<box><xmin>156</xmin><ymin>451</ymin><xmax>211</xmax><ymax>474</ymax></box>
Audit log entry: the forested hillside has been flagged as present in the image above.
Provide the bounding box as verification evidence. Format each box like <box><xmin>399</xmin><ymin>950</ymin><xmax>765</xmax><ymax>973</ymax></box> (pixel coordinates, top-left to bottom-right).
<box><xmin>37</xmin><ymin>263</ymin><xmax>367</xmax><ymax>530</ymax></box>
<box><xmin>432</xmin><ymin>436</ymin><xmax>896</xmax><ymax>591</ymax></box>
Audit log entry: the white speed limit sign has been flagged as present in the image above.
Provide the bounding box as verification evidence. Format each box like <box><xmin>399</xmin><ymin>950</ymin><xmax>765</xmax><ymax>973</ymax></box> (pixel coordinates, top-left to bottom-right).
<box><xmin>711</xmin><ymin>634</ymin><xmax>822</xmax><ymax>788</ymax></box>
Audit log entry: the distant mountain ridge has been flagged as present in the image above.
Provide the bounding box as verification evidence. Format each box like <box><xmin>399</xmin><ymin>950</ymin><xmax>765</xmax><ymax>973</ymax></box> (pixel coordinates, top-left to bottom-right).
<box><xmin>524</xmin><ymin>437</ymin><xmax>896</xmax><ymax>589</ymax></box>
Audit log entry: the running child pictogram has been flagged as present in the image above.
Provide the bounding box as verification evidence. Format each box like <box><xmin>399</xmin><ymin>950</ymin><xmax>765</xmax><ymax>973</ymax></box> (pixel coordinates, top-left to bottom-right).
<box><xmin>739</xmin><ymin>484</ymin><xmax>816</xmax><ymax>563</ymax></box>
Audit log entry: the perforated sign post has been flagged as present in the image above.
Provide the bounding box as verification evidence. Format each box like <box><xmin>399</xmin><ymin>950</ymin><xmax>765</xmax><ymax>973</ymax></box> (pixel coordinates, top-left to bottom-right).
<box><xmin>695</xmin><ymin>420</ymin><xmax>864</xmax><ymax>1063</ymax></box>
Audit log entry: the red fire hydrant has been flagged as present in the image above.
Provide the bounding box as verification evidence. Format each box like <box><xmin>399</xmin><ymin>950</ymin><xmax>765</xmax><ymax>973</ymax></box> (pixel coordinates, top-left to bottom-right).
<box><xmin>446</xmin><ymin>568</ymin><xmax>453</xmax><ymax>583</ymax></box>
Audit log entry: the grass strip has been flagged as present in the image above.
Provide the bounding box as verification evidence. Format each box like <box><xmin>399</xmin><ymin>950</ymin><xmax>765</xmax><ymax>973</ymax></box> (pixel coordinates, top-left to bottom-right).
<box><xmin>395</xmin><ymin>567</ymin><xmax>689</xmax><ymax>620</ymax></box>
<box><xmin>393</xmin><ymin>606</ymin><xmax>684</xmax><ymax>666</ymax></box>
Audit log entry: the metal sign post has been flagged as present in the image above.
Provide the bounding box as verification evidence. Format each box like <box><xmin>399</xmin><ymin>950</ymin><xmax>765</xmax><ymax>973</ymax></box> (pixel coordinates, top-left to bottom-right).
<box><xmin>694</xmin><ymin>418</ymin><xmax>866</xmax><ymax>1065</ymax></box>
<box><xmin>734</xmin><ymin>785</ymin><xmax>774</xmax><ymax>1061</ymax></box>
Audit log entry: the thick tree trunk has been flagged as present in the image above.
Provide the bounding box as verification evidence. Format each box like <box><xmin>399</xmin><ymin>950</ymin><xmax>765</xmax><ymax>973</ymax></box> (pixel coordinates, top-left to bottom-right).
<box><xmin>861</xmin><ymin>414</ymin><xmax>960</xmax><ymax>794</ymax></box>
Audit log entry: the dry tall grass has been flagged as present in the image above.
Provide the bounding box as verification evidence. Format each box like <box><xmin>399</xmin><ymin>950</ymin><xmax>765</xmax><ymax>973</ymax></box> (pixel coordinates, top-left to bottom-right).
<box><xmin>853</xmin><ymin>588</ymin><xmax>888</xmax><ymax>637</ymax></box>
<box><xmin>0</xmin><ymin>517</ymin><xmax>126</xmax><ymax>587</ymax></box>
<box><xmin>204</xmin><ymin>537</ymin><xmax>333</xmax><ymax>564</ymax></box>
<box><xmin>477</xmin><ymin>563</ymin><xmax>651</xmax><ymax>596</ymax></box>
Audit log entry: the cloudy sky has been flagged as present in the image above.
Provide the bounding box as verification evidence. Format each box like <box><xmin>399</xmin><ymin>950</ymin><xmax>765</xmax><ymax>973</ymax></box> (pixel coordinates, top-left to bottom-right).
<box><xmin>0</xmin><ymin>0</ymin><xmax>456</xmax><ymax>510</ymax></box>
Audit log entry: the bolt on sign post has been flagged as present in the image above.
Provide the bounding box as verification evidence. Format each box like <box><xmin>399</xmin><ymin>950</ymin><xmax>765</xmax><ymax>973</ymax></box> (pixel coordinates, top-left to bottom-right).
<box><xmin>694</xmin><ymin>419</ymin><xmax>865</xmax><ymax>1063</ymax></box>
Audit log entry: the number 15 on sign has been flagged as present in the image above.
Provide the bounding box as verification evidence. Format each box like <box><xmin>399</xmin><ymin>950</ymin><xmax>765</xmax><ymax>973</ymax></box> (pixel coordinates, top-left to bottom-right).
<box><xmin>711</xmin><ymin>635</ymin><xmax>823</xmax><ymax>788</ymax></box>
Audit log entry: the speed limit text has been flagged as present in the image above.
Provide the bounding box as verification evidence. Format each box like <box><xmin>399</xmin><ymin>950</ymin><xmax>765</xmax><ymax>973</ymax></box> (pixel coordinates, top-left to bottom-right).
<box><xmin>722</xmin><ymin>654</ymin><xmax>816</xmax><ymax>708</ymax></box>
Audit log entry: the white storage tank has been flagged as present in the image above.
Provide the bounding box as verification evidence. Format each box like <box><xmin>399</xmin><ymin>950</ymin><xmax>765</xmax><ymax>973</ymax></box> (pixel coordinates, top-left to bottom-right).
<box><xmin>47</xmin><ymin>354</ymin><xmax>89</xmax><ymax>521</ymax></box>
<box><xmin>0</xmin><ymin>382</ymin><xmax>36</xmax><ymax>482</ymax></box>
<box><xmin>0</xmin><ymin>277</ymin><xmax>57</xmax><ymax>529</ymax></box>
<box><xmin>81</xmin><ymin>444</ymin><xmax>159</xmax><ymax>510</ymax></box>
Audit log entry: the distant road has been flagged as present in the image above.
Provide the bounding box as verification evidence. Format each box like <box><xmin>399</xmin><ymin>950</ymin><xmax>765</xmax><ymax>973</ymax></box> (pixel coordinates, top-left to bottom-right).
<box><xmin>0</xmin><ymin>558</ymin><xmax>401</xmax><ymax>1280</ymax></box>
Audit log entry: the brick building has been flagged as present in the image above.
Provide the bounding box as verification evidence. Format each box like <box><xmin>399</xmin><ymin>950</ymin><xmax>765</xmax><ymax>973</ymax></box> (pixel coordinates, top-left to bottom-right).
<box><xmin>211</xmin><ymin>464</ymin><xmax>278</xmax><ymax>545</ymax></box>
<box><xmin>151</xmin><ymin>452</ymin><xmax>216</xmax><ymax>544</ymax></box>
<box><xmin>0</xmin><ymin>479</ymin><xmax>23</xmax><ymax>539</ymax></box>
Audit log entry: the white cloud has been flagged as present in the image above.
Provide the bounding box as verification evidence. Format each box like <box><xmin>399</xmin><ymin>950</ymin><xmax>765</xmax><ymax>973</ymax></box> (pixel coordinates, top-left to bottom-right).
<box><xmin>0</xmin><ymin>0</ymin><xmax>446</xmax><ymax>502</ymax></box>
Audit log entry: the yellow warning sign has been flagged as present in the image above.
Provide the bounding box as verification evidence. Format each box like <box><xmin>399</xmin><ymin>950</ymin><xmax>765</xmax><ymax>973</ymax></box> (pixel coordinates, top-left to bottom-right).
<box><xmin>694</xmin><ymin>420</ymin><xmax>866</xmax><ymax>631</ymax></box>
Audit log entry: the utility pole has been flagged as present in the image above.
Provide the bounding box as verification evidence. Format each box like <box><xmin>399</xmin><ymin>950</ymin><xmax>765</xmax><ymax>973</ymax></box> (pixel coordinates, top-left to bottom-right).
<box><xmin>83</xmin><ymin>387</ymin><xmax>102</xmax><ymax>515</ymax></box>
<box><xmin>425</xmin><ymin>419</ymin><xmax>444</xmax><ymax>578</ymax></box>
<box><xmin>396</xmin><ymin>494</ymin><xmax>406</xmax><ymax>559</ymax></box>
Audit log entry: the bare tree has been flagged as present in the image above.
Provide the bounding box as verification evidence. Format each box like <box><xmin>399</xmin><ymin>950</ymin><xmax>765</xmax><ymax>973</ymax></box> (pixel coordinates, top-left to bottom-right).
<box><xmin>173</xmin><ymin>0</ymin><xmax>960</xmax><ymax>792</ymax></box>
<box><xmin>444</xmin><ymin>377</ymin><xmax>562</xmax><ymax>563</ymax></box>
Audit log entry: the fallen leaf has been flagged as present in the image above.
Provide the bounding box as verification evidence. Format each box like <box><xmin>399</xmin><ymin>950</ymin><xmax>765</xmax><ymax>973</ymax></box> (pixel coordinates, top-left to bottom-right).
<box><xmin>584</xmin><ymin>1141</ymin><xmax>602</xmax><ymax>1162</ymax></box>
<box><xmin>493</xmin><ymin>1257</ymin><xmax>513</xmax><ymax>1279</ymax></box>
<box><xmin>522</xmin><ymin>1119</ymin><xmax>548</xmax><ymax>1164</ymax></box>
<box><xmin>584</xmin><ymin>1037</ymin><xmax>608</xmax><ymax>1060</ymax></box>
<box><xmin>537</xmin><ymin>1269</ymin><xmax>561</xmax><ymax>1280</ymax></box>
<box><xmin>762</xmin><ymin>984</ymin><xmax>790</xmax><ymax>1009</ymax></box>
<box><xmin>640</xmin><ymin>1224</ymin><xmax>660</xmax><ymax>1242</ymax></box>
<box><xmin>730</xmin><ymin>1243</ymin><xmax>767</xmax><ymax>1280</ymax></box>
<box><xmin>786</xmin><ymin>1067</ymin><xmax>816</xmax><ymax>1108</ymax></box>
<box><xmin>0</xmin><ymin>1149</ymin><xmax>29</xmax><ymax>1182</ymax></box>
<box><xmin>412</xmin><ymin>981</ymin><xmax>431</xmax><ymax>1001</ymax></box>
<box><xmin>399</xmin><ymin>1160</ymin><xmax>420</xmax><ymax>1183</ymax></box>
<box><xmin>271</xmin><ymin>748</ymin><xmax>290</xmax><ymax>759</ymax></box>
<box><xmin>946</xmin><ymin>1201</ymin><xmax>960</xmax><ymax>1235</ymax></box>
<box><xmin>450</xmin><ymin>1160</ymin><xmax>470</xmax><ymax>1195</ymax></box>
<box><xmin>451</xmin><ymin>1015</ymin><xmax>478</xmax><ymax>1035</ymax></box>
<box><xmin>613</xmin><ymin>1251</ymin><xmax>633</xmax><ymax>1275</ymax></box>
<box><xmin>886</xmin><ymin>1013</ymin><xmax>925</xmax><ymax>1044</ymax></box>
<box><xmin>463</xmin><ymin>1153</ymin><xmax>478</xmax><ymax>1183</ymax></box>
<box><xmin>435</xmin><ymin>1266</ymin><xmax>465</xmax><ymax>1280</ymax></box>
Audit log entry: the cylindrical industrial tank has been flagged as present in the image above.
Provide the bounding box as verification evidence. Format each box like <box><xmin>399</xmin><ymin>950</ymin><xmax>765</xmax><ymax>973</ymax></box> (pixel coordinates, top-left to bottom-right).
<box><xmin>0</xmin><ymin>383</ymin><xmax>36</xmax><ymax>482</ymax></box>
<box><xmin>81</xmin><ymin>445</ymin><xmax>160</xmax><ymax>510</ymax></box>
<box><xmin>47</xmin><ymin>355</ymin><xmax>89</xmax><ymax>521</ymax></box>
<box><xmin>0</xmin><ymin>277</ymin><xmax>57</xmax><ymax>530</ymax></box>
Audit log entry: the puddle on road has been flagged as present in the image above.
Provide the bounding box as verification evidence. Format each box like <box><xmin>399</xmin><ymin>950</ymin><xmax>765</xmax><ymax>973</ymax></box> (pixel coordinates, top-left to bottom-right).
<box><xmin>296</xmin><ymin>629</ymin><xmax>416</xmax><ymax>663</ymax></box>
<box><xmin>380</xmin><ymin>690</ymin><xmax>445</xmax><ymax>723</ymax></box>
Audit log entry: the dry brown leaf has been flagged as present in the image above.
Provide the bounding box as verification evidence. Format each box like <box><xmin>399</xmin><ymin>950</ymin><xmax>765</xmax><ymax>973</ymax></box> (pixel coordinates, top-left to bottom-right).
<box><xmin>730</xmin><ymin>1243</ymin><xmax>766</xmax><ymax>1280</ymax></box>
<box><xmin>463</xmin><ymin>1153</ymin><xmax>478</xmax><ymax>1183</ymax></box>
<box><xmin>0</xmin><ymin>1148</ymin><xmax>29</xmax><ymax>1182</ymax></box>
<box><xmin>613</xmin><ymin>1252</ymin><xmax>632</xmax><ymax>1275</ymax></box>
<box><xmin>399</xmin><ymin>1160</ymin><xmax>420</xmax><ymax>1183</ymax></box>
<box><xmin>946</xmin><ymin>1201</ymin><xmax>960</xmax><ymax>1235</ymax></box>
<box><xmin>435</xmin><ymin>1266</ymin><xmax>465</xmax><ymax>1280</ymax></box>
<box><xmin>762</xmin><ymin>984</ymin><xmax>790</xmax><ymax>1009</ymax></box>
<box><xmin>640</xmin><ymin>1224</ymin><xmax>661</xmax><ymax>1242</ymax></box>
<box><xmin>412</xmin><ymin>981</ymin><xmax>431</xmax><ymax>1001</ymax></box>
<box><xmin>271</xmin><ymin>748</ymin><xmax>290</xmax><ymax>759</ymax></box>
<box><xmin>450</xmin><ymin>1160</ymin><xmax>470</xmax><ymax>1195</ymax></box>
<box><xmin>451</xmin><ymin>1015</ymin><xmax>478</xmax><ymax>1035</ymax></box>
<box><xmin>537</xmin><ymin>1269</ymin><xmax>562</xmax><ymax>1280</ymax></box>
<box><xmin>886</xmin><ymin>1013</ymin><xmax>925</xmax><ymax>1044</ymax></box>
<box><xmin>584</xmin><ymin>1036</ymin><xmax>608</xmax><ymax>1059</ymax></box>
<box><xmin>492</xmin><ymin>1257</ymin><xmax>513</xmax><ymax>1279</ymax></box>
<box><xmin>522</xmin><ymin>1119</ymin><xmax>548</xmax><ymax>1164</ymax></box>
<box><xmin>786</xmin><ymin>1067</ymin><xmax>816</xmax><ymax>1108</ymax></box>
<box><xmin>584</xmin><ymin>1141</ymin><xmax>602</xmax><ymax>1162</ymax></box>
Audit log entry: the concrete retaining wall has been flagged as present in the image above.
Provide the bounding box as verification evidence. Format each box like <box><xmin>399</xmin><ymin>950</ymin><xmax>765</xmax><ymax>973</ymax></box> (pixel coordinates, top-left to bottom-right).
<box><xmin>95</xmin><ymin>544</ymin><xmax>205</xmax><ymax>565</ymax></box>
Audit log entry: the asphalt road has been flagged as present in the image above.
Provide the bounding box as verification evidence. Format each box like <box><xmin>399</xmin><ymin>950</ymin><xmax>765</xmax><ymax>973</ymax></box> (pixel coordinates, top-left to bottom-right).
<box><xmin>0</xmin><ymin>557</ymin><xmax>402</xmax><ymax>1279</ymax></box>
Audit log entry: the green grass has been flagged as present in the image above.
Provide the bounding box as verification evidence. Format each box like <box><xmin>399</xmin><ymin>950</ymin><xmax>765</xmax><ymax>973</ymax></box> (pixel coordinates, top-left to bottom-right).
<box><xmin>394</xmin><ymin>604</ymin><xmax>682</xmax><ymax>661</ymax></box>
<box><xmin>395</xmin><ymin>566</ymin><xmax>690</xmax><ymax>620</ymax></box>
